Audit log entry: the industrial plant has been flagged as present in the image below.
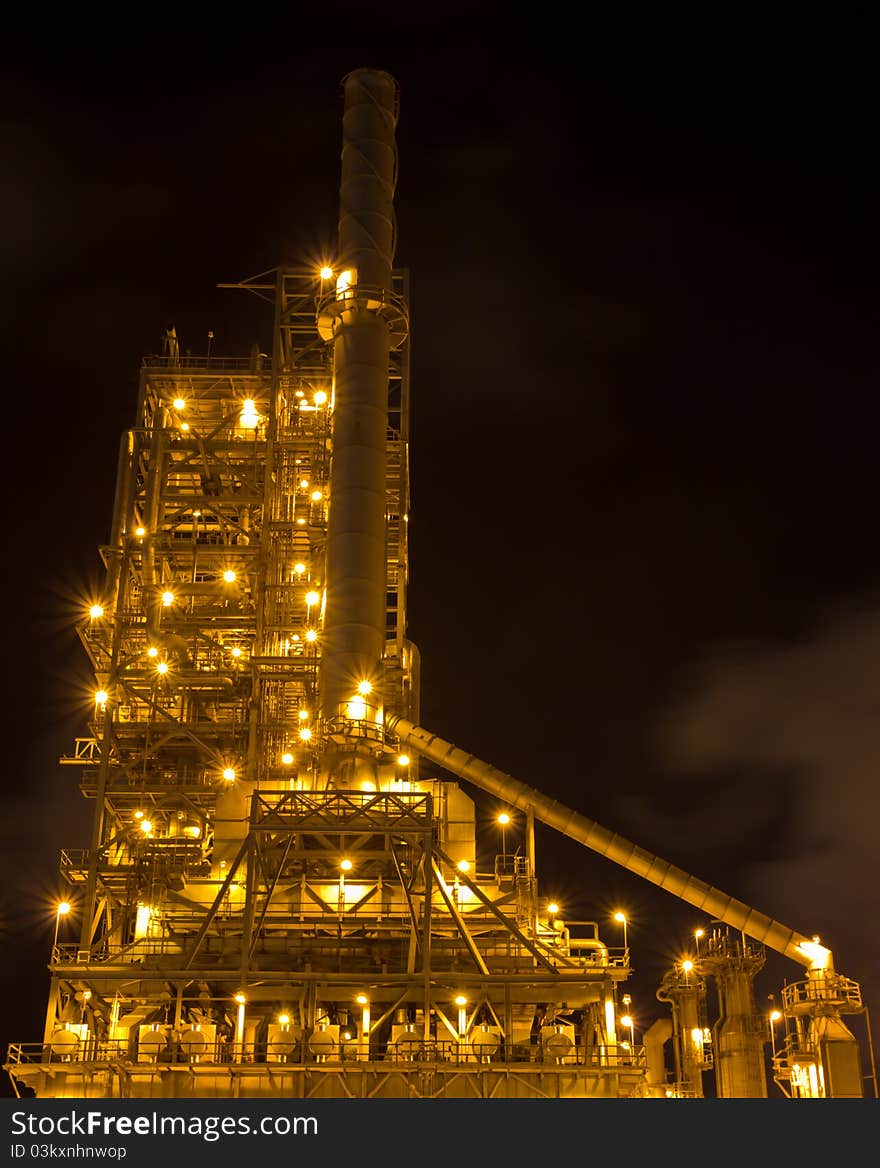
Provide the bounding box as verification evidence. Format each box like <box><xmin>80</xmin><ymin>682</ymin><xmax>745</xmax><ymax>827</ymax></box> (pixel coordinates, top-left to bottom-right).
<box><xmin>5</xmin><ymin>69</ymin><xmax>874</xmax><ymax>1100</ymax></box>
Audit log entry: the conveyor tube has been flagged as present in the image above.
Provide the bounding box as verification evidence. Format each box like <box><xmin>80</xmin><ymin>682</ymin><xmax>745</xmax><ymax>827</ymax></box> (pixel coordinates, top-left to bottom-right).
<box><xmin>385</xmin><ymin>714</ymin><xmax>823</xmax><ymax>969</ymax></box>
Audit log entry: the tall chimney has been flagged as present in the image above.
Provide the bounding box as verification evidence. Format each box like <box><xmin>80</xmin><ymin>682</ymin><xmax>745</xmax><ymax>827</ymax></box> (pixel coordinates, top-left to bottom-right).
<box><xmin>318</xmin><ymin>69</ymin><xmax>400</xmax><ymax>745</ymax></box>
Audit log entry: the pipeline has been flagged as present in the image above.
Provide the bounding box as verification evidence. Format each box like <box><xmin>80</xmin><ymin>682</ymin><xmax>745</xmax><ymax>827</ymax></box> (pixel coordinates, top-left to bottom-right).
<box><xmin>384</xmin><ymin>713</ymin><xmax>822</xmax><ymax>969</ymax></box>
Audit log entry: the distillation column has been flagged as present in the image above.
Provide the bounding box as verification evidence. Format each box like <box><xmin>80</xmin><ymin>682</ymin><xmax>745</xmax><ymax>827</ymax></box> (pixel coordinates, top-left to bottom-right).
<box><xmin>656</xmin><ymin>965</ymin><xmax>711</xmax><ymax>1097</ymax></box>
<box><xmin>318</xmin><ymin>69</ymin><xmax>399</xmax><ymax>758</ymax></box>
<box><xmin>699</xmin><ymin>925</ymin><xmax>768</xmax><ymax>1098</ymax></box>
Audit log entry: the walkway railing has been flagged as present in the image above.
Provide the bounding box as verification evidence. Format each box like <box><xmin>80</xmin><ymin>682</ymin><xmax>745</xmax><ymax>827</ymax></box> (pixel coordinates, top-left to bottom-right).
<box><xmin>7</xmin><ymin>1039</ymin><xmax>646</xmax><ymax>1071</ymax></box>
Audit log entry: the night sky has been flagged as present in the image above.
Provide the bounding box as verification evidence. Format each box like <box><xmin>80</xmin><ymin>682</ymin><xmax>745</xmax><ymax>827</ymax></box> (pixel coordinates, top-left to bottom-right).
<box><xmin>2</xmin><ymin>18</ymin><xmax>878</xmax><ymax>1093</ymax></box>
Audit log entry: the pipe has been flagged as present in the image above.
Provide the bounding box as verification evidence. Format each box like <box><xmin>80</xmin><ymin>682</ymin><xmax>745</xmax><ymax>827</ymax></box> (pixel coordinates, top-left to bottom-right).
<box><xmin>318</xmin><ymin>69</ymin><xmax>399</xmax><ymax>724</ymax></box>
<box><xmin>104</xmin><ymin>431</ymin><xmax>134</xmax><ymax>608</ymax></box>
<box><xmin>384</xmin><ymin>714</ymin><xmax>820</xmax><ymax>968</ymax></box>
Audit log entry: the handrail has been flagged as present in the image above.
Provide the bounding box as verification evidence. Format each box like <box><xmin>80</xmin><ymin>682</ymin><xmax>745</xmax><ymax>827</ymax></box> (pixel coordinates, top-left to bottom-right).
<box><xmin>6</xmin><ymin>1038</ymin><xmax>645</xmax><ymax>1071</ymax></box>
<box><xmin>142</xmin><ymin>356</ymin><xmax>264</xmax><ymax>371</ymax></box>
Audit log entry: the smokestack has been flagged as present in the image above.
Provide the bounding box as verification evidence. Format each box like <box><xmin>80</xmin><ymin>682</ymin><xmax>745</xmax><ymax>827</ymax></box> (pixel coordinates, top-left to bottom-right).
<box><xmin>318</xmin><ymin>69</ymin><xmax>400</xmax><ymax>748</ymax></box>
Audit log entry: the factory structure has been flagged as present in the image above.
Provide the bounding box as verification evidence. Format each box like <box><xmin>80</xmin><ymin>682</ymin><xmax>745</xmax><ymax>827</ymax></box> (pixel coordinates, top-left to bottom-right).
<box><xmin>5</xmin><ymin>70</ymin><xmax>875</xmax><ymax>1101</ymax></box>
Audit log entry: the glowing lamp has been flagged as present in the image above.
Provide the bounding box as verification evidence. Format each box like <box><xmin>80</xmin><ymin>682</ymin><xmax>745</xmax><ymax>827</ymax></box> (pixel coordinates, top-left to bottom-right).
<box><xmin>239</xmin><ymin>400</ymin><xmax>259</xmax><ymax>429</ymax></box>
<box><xmin>336</xmin><ymin>271</ymin><xmax>354</xmax><ymax>297</ymax></box>
<box><xmin>346</xmin><ymin>696</ymin><xmax>367</xmax><ymax>720</ymax></box>
<box><xmin>797</xmin><ymin>937</ymin><xmax>831</xmax><ymax>970</ymax></box>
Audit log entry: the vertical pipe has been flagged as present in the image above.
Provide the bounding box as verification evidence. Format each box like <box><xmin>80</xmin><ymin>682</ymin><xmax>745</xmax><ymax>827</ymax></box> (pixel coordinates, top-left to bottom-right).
<box><xmin>141</xmin><ymin>417</ymin><xmax>167</xmax><ymax>640</ymax></box>
<box><xmin>319</xmin><ymin>69</ymin><xmax>399</xmax><ymax>724</ymax></box>
<box><xmin>105</xmin><ymin>431</ymin><xmax>134</xmax><ymax>607</ymax></box>
<box><xmin>79</xmin><ymin>548</ymin><xmax>130</xmax><ymax>954</ymax></box>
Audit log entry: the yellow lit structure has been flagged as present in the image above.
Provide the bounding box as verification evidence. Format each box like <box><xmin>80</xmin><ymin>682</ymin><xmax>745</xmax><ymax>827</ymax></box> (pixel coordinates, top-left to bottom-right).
<box><xmin>5</xmin><ymin>67</ymin><xmax>873</xmax><ymax>1104</ymax></box>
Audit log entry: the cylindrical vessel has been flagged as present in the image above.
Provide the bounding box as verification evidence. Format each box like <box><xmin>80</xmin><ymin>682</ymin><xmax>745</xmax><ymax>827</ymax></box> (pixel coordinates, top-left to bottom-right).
<box><xmin>319</xmin><ymin>70</ymin><xmax>399</xmax><ymax>724</ymax></box>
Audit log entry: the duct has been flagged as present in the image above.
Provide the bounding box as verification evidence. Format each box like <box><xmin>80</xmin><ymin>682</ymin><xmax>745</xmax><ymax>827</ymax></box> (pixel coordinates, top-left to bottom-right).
<box><xmin>643</xmin><ymin>1018</ymin><xmax>673</xmax><ymax>1096</ymax></box>
<box><xmin>318</xmin><ymin>70</ymin><xmax>400</xmax><ymax>726</ymax></box>
<box><xmin>810</xmin><ymin>1015</ymin><xmax>863</xmax><ymax>1098</ymax></box>
<box><xmin>385</xmin><ymin>714</ymin><xmax>821</xmax><ymax>969</ymax></box>
<box><xmin>104</xmin><ymin>431</ymin><xmax>134</xmax><ymax>606</ymax></box>
<box><xmin>109</xmin><ymin>431</ymin><xmax>134</xmax><ymax>548</ymax></box>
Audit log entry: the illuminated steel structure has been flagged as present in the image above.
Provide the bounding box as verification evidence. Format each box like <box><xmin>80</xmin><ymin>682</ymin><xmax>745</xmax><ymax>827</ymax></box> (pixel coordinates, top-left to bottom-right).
<box><xmin>6</xmin><ymin>69</ymin><xmax>875</xmax><ymax>1101</ymax></box>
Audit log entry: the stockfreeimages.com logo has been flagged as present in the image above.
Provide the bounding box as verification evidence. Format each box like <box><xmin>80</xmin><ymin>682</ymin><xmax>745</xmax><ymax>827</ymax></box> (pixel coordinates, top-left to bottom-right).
<box><xmin>11</xmin><ymin>1111</ymin><xmax>318</xmax><ymax>1144</ymax></box>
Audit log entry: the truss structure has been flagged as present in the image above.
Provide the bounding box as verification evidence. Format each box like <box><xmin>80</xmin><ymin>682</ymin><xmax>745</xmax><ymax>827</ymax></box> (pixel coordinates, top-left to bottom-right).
<box><xmin>7</xmin><ymin>269</ymin><xmax>646</xmax><ymax>1100</ymax></box>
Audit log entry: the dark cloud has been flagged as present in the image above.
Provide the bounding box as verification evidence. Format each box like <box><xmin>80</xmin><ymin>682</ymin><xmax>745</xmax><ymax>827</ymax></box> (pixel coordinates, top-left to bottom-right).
<box><xmin>642</xmin><ymin>598</ymin><xmax>880</xmax><ymax>1008</ymax></box>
